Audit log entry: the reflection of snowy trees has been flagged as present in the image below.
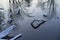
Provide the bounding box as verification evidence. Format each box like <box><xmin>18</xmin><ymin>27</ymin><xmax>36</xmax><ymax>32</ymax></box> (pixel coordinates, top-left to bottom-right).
<box><xmin>0</xmin><ymin>0</ymin><xmax>59</xmax><ymax>39</ymax></box>
<box><xmin>0</xmin><ymin>0</ymin><xmax>58</xmax><ymax>30</ymax></box>
<box><xmin>0</xmin><ymin>11</ymin><xmax>5</xmax><ymax>32</ymax></box>
<box><xmin>31</xmin><ymin>0</ymin><xmax>58</xmax><ymax>29</ymax></box>
<box><xmin>36</xmin><ymin>0</ymin><xmax>57</xmax><ymax>20</ymax></box>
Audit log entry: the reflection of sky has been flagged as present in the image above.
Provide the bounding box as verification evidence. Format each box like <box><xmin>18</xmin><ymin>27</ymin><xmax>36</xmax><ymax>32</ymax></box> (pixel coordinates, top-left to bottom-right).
<box><xmin>18</xmin><ymin>0</ymin><xmax>60</xmax><ymax>40</ymax></box>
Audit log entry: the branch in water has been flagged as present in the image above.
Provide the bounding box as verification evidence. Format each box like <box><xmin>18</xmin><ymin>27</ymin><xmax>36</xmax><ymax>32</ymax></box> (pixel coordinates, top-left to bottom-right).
<box><xmin>31</xmin><ymin>20</ymin><xmax>46</xmax><ymax>29</ymax></box>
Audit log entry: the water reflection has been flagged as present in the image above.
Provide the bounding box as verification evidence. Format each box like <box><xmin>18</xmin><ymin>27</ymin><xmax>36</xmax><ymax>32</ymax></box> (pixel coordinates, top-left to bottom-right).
<box><xmin>0</xmin><ymin>0</ymin><xmax>57</xmax><ymax>31</ymax></box>
<box><xmin>0</xmin><ymin>0</ymin><xmax>59</xmax><ymax>39</ymax></box>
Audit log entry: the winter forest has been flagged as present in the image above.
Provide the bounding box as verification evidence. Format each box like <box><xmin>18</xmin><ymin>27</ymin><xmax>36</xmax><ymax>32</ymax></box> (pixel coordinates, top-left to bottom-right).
<box><xmin>0</xmin><ymin>0</ymin><xmax>60</xmax><ymax>40</ymax></box>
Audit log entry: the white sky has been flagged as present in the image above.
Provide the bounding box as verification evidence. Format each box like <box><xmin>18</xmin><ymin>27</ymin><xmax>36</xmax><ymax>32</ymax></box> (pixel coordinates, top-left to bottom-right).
<box><xmin>0</xmin><ymin>0</ymin><xmax>9</xmax><ymax>10</ymax></box>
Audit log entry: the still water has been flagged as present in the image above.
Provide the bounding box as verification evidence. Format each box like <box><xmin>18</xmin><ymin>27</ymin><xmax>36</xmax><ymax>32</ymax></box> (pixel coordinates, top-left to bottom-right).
<box><xmin>0</xmin><ymin>0</ymin><xmax>60</xmax><ymax>40</ymax></box>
